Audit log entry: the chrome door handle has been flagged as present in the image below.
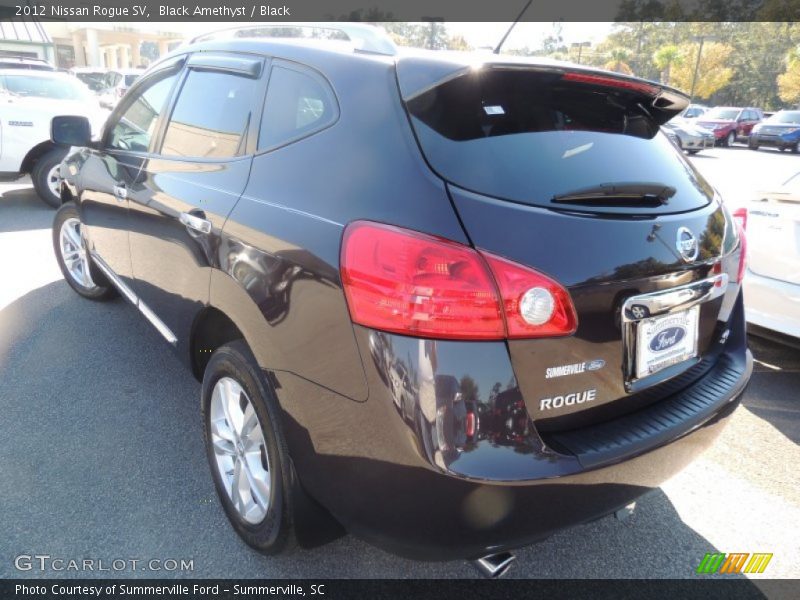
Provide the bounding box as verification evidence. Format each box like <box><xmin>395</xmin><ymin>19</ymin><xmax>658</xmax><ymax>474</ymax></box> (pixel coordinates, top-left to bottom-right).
<box><xmin>113</xmin><ymin>185</ymin><xmax>127</xmax><ymax>201</ymax></box>
<box><xmin>179</xmin><ymin>211</ymin><xmax>212</xmax><ymax>234</ymax></box>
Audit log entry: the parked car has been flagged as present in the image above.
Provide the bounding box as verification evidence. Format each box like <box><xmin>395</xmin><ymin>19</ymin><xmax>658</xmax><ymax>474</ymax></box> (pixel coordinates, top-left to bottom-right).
<box><xmin>662</xmin><ymin>118</ymin><xmax>715</xmax><ymax>154</ymax></box>
<box><xmin>49</xmin><ymin>26</ymin><xmax>751</xmax><ymax>575</ymax></box>
<box><xmin>0</xmin><ymin>55</ymin><xmax>55</xmax><ymax>70</ymax></box>
<box><xmin>696</xmin><ymin>106</ymin><xmax>763</xmax><ymax>147</ymax></box>
<box><xmin>69</xmin><ymin>66</ymin><xmax>108</xmax><ymax>93</ymax></box>
<box><xmin>740</xmin><ymin>173</ymin><xmax>800</xmax><ymax>342</ymax></box>
<box><xmin>748</xmin><ymin>110</ymin><xmax>800</xmax><ymax>152</ymax></box>
<box><xmin>679</xmin><ymin>103</ymin><xmax>708</xmax><ymax>119</ymax></box>
<box><xmin>0</xmin><ymin>69</ymin><xmax>105</xmax><ymax>207</ymax></box>
<box><xmin>98</xmin><ymin>68</ymin><xmax>144</xmax><ymax>108</ymax></box>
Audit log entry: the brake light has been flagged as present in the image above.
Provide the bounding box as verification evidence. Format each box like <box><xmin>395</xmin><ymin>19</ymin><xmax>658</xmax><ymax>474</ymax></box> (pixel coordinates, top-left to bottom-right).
<box><xmin>561</xmin><ymin>71</ymin><xmax>659</xmax><ymax>96</ymax></box>
<box><xmin>733</xmin><ymin>208</ymin><xmax>747</xmax><ymax>282</ymax></box>
<box><xmin>340</xmin><ymin>221</ymin><xmax>577</xmax><ymax>340</ymax></box>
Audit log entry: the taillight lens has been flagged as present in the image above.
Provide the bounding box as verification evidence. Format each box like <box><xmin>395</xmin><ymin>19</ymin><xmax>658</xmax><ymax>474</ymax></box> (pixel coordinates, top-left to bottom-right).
<box><xmin>340</xmin><ymin>221</ymin><xmax>577</xmax><ymax>340</ymax></box>
<box><xmin>733</xmin><ymin>207</ymin><xmax>747</xmax><ymax>282</ymax></box>
<box><xmin>481</xmin><ymin>252</ymin><xmax>578</xmax><ymax>338</ymax></box>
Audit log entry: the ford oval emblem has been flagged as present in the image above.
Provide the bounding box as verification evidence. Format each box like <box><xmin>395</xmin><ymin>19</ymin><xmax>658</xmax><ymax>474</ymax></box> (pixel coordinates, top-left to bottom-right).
<box><xmin>586</xmin><ymin>359</ymin><xmax>606</xmax><ymax>371</ymax></box>
<box><xmin>676</xmin><ymin>227</ymin><xmax>699</xmax><ymax>262</ymax></box>
<box><xmin>649</xmin><ymin>327</ymin><xmax>686</xmax><ymax>352</ymax></box>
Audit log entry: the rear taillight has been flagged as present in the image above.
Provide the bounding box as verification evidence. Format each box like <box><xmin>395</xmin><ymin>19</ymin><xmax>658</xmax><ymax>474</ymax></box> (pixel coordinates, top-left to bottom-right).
<box><xmin>340</xmin><ymin>221</ymin><xmax>577</xmax><ymax>340</ymax></box>
<box><xmin>733</xmin><ymin>207</ymin><xmax>747</xmax><ymax>282</ymax></box>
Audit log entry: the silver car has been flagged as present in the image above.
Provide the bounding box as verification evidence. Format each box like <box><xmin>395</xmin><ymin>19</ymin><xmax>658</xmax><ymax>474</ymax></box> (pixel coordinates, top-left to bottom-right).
<box><xmin>662</xmin><ymin>119</ymin><xmax>715</xmax><ymax>154</ymax></box>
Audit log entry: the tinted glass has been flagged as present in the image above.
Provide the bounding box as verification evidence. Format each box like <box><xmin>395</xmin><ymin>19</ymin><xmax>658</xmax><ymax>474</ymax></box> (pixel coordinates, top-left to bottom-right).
<box><xmin>107</xmin><ymin>71</ymin><xmax>178</xmax><ymax>152</ymax></box>
<box><xmin>406</xmin><ymin>68</ymin><xmax>713</xmax><ymax>214</ymax></box>
<box><xmin>124</xmin><ymin>74</ymin><xmax>139</xmax><ymax>86</ymax></box>
<box><xmin>161</xmin><ymin>69</ymin><xmax>259</xmax><ymax>158</ymax></box>
<box><xmin>2</xmin><ymin>74</ymin><xmax>92</xmax><ymax>101</ymax></box>
<box><xmin>259</xmin><ymin>65</ymin><xmax>336</xmax><ymax>149</ymax></box>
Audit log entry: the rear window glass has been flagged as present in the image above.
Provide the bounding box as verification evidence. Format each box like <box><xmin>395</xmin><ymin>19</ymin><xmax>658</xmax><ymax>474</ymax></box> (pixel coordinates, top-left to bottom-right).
<box><xmin>258</xmin><ymin>64</ymin><xmax>337</xmax><ymax>150</ymax></box>
<box><xmin>406</xmin><ymin>68</ymin><xmax>714</xmax><ymax>214</ymax></box>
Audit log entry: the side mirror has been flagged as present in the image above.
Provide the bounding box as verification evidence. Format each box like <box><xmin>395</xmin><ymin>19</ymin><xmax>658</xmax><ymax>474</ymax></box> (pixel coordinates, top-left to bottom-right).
<box><xmin>51</xmin><ymin>115</ymin><xmax>92</xmax><ymax>147</ymax></box>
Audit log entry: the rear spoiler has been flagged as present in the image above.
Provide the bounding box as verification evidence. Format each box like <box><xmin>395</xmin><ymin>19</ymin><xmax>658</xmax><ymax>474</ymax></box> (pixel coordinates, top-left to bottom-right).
<box><xmin>396</xmin><ymin>55</ymin><xmax>690</xmax><ymax>127</ymax></box>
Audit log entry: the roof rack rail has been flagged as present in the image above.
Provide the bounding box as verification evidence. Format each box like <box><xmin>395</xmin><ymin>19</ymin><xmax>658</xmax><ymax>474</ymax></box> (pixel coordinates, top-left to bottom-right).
<box><xmin>190</xmin><ymin>22</ymin><xmax>397</xmax><ymax>56</ymax></box>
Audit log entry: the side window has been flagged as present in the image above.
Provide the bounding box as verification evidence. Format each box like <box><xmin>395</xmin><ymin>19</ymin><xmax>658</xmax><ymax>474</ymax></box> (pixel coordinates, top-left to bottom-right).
<box><xmin>107</xmin><ymin>71</ymin><xmax>179</xmax><ymax>153</ymax></box>
<box><xmin>259</xmin><ymin>64</ymin><xmax>337</xmax><ymax>150</ymax></box>
<box><xmin>160</xmin><ymin>69</ymin><xmax>260</xmax><ymax>159</ymax></box>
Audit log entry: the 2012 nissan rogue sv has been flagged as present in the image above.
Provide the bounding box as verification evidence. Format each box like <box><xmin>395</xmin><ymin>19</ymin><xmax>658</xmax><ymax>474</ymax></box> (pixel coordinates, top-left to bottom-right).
<box><xmin>50</xmin><ymin>25</ymin><xmax>752</xmax><ymax>575</ymax></box>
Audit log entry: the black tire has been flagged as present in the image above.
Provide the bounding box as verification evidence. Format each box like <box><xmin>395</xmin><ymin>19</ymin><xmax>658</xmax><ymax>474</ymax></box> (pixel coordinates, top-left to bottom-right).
<box><xmin>32</xmin><ymin>147</ymin><xmax>68</xmax><ymax>208</ymax></box>
<box><xmin>748</xmin><ymin>139</ymin><xmax>759</xmax><ymax>150</ymax></box>
<box><xmin>52</xmin><ymin>203</ymin><xmax>117</xmax><ymax>300</ymax></box>
<box><xmin>687</xmin><ymin>149</ymin><xmax>700</xmax><ymax>155</ymax></box>
<box><xmin>792</xmin><ymin>143</ymin><xmax>799</xmax><ymax>154</ymax></box>
<box><xmin>202</xmin><ymin>341</ymin><xmax>295</xmax><ymax>554</ymax></box>
<box><xmin>725</xmin><ymin>131</ymin><xmax>736</xmax><ymax>147</ymax></box>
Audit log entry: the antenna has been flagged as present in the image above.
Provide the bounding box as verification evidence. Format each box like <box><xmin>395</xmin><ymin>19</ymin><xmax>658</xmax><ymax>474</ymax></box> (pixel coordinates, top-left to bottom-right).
<box><xmin>494</xmin><ymin>0</ymin><xmax>534</xmax><ymax>54</ymax></box>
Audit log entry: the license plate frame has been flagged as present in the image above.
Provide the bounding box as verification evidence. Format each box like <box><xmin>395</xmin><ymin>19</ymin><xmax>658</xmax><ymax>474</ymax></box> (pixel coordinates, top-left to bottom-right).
<box><xmin>634</xmin><ymin>306</ymin><xmax>700</xmax><ymax>380</ymax></box>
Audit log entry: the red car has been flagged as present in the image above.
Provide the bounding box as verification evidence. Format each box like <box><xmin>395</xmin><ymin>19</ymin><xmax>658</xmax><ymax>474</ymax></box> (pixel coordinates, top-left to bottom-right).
<box><xmin>697</xmin><ymin>106</ymin><xmax>763</xmax><ymax>147</ymax></box>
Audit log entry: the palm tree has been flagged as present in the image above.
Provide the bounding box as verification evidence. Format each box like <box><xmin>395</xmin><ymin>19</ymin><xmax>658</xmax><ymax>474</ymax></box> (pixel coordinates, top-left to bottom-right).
<box><xmin>604</xmin><ymin>48</ymin><xmax>633</xmax><ymax>75</ymax></box>
<box><xmin>653</xmin><ymin>45</ymin><xmax>683</xmax><ymax>85</ymax></box>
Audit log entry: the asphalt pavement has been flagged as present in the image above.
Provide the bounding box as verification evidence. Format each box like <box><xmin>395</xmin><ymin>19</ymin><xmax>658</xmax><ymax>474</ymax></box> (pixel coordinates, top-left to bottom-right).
<box><xmin>0</xmin><ymin>145</ymin><xmax>798</xmax><ymax>584</ymax></box>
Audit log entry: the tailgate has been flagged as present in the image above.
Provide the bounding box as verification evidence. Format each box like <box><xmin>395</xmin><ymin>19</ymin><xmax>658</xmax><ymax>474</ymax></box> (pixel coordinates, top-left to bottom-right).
<box><xmin>402</xmin><ymin>60</ymin><xmax>744</xmax><ymax>430</ymax></box>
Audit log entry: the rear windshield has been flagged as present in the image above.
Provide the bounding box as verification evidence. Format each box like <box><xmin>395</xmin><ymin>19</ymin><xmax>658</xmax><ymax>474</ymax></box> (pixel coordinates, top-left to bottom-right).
<box><xmin>124</xmin><ymin>74</ymin><xmax>139</xmax><ymax>86</ymax></box>
<box><xmin>406</xmin><ymin>68</ymin><xmax>713</xmax><ymax>214</ymax></box>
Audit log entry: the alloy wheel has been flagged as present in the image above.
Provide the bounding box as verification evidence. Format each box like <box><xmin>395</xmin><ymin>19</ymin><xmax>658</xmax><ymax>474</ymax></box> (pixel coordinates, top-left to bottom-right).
<box><xmin>209</xmin><ymin>376</ymin><xmax>271</xmax><ymax>524</ymax></box>
<box><xmin>59</xmin><ymin>218</ymin><xmax>97</xmax><ymax>289</ymax></box>
<box><xmin>46</xmin><ymin>163</ymin><xmax>61</xmax><ymax>200</ymax></box>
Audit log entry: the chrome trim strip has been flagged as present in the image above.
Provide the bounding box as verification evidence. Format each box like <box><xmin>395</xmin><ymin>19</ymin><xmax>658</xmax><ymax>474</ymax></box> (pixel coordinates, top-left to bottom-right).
<box><xmin>621</xmin><ymin>273</ymin><xmax>729</xmax><ymax>391</ymax></box>
<box><xmin>90</xmin><ymin>251</ymin><xmax>178</xmax><ymax>345</ymax></box>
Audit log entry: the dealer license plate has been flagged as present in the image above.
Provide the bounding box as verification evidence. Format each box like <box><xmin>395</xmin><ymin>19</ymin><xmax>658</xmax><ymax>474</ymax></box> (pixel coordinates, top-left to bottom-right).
<box><xmin>635</xmin><ymin>306</ymin><xmax>699</xmax><ymax>379</ymax></box>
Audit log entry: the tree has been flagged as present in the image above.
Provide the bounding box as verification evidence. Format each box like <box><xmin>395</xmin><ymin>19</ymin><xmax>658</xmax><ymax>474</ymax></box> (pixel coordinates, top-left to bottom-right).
<box><xmin>653</xmin><ymin>44</ymin><xmax>683</xmax><ymax>85</ymax></box>
<box><xmin>778</xmin><ymin>47</ymin><xmax>800</xmax><ymax>105</ymax></box>
<box><xmin>671</xmin><ymin>41</ymin><xmax>734</xmax><ymax>99</ymax></box>
<box><xmin>604</xmin><ymin>48</ymin><xmax>634</xmax><ymax>74</ymax></box>
<box><xmin>381</xmin><ymin>22</ymin><xmax>459</xmax><ymax>51</ymax></box>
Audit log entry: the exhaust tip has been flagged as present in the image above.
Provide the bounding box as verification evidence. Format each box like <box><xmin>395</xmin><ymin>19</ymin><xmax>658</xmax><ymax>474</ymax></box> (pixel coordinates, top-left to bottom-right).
<box><xmin>472</xmin><ymin>551</ymin><xmax>516</xmax><ymax>578</ymax></box>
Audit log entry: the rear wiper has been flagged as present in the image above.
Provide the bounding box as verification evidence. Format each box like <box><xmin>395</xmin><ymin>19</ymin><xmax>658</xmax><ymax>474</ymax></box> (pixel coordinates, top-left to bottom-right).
<box><xmin>552</xmin><ymin>182</ymin><xmax>676</xmax><ymax>207</ymax></box>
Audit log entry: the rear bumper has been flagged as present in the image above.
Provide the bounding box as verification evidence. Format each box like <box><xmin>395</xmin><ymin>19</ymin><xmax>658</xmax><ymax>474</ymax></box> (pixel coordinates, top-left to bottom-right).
<box><xmin>276</xmin><ymin>294</ymin><xmax>751</xmax><ymax>560</ymax></box>
<box><xmin>744</xmin><ymin>268</ymin><xmax>800</xmax><ymax>338</ymax></box>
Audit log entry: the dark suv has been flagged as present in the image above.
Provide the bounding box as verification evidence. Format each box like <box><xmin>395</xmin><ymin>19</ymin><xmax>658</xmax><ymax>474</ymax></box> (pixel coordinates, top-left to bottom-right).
<box><xmin>50</xmin><ymin>26</ymin><xmax>751</xmax><ymax>575</ymax></box>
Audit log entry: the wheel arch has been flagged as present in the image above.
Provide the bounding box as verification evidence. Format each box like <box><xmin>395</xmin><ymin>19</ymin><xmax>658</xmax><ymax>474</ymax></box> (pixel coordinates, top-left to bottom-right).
<box><xmin>20</xmin><ymin>140</ymin><xmax>58</xmax><ymax>174</ymax></box>
<box><xmin>191</xmin><ymin>269</ymin><xmax>291</xmax><ymax>382</ymax></box>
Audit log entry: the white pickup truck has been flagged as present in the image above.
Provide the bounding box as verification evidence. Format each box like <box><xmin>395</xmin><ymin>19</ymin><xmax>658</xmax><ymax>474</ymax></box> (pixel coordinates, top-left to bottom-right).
<box><xmin>0</xmin><ymin>69</ymin><xmax>107</xmax><ymax>207</ymax></box>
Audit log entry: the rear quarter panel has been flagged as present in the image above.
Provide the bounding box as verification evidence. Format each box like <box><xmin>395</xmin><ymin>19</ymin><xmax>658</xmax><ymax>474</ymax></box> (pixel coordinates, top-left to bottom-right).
<box><xmin>214</xmin><ymin>52</ymin><xmax>466</xmax><ymax>401</ymax></box>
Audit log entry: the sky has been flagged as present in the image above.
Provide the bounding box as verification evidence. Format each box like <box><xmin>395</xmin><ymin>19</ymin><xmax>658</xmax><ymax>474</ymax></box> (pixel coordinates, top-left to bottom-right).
<box><xmin>446</xmin><ymin>22</ymin><xmax>614</xmax><ymax>51</ymax></box>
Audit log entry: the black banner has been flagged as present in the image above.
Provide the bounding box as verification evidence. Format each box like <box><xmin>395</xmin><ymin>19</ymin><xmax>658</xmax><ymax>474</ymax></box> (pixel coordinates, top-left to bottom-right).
<box><xmin>2</xmin><ymin>0</ymin><xmax>800</xmax><ymax>22</ymax></box>
<box><xmin>1</xmin><ymin>579</ymin><xmax>796</xmax><ymax>600</ymax></box>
